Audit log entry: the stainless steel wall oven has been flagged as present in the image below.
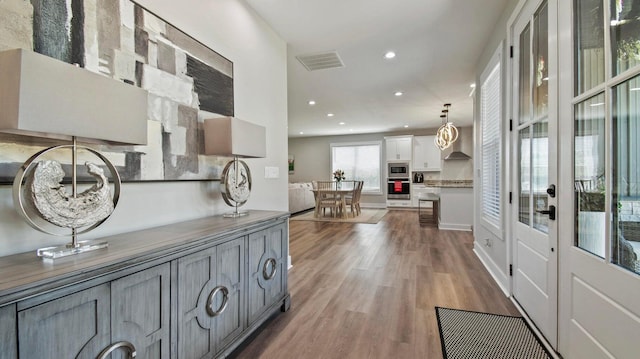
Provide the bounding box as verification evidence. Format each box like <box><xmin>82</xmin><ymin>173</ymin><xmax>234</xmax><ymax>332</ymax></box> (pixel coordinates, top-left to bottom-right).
<box><xmin>387</xmin><ymin>178</ymin><xmax>410</xmax><ymax>199</ymax></box>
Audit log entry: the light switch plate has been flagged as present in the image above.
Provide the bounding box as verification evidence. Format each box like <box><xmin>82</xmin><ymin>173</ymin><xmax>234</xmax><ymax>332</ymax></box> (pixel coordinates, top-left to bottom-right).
<box><xmin>264</xmin><ymin>166</ymin><xmax>279</xmax><ymax>179</ymax></box>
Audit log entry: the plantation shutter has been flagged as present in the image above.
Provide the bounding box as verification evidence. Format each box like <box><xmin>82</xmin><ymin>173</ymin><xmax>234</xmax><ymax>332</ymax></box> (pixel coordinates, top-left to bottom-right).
<box><xmin>481</xmin><ymin>63</ymin><xmax>501</xmax><ymax>226</ymax></box>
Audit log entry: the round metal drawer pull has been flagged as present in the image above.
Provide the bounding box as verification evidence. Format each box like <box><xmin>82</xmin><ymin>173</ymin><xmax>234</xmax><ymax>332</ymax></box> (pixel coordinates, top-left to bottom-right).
<box><xmin>263</xmin><ymin>258</ymin><xmax>277</xmax><ymax>280</ymax></box>
<box><xmin>206</xmin><ymin>285</ymin><xmax>229</xmax><ymax>317</ymax></box>
<box><xmin>97</xmin><ymin>341</ymin><xmax>137</xmax><ymax>359</ymax></box>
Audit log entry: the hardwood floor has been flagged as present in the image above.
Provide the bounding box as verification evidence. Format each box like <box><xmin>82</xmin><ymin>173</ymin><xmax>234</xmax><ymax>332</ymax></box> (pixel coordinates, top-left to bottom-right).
<box><xmin>232</xmin><ymin>209</ymin><xmax>518</xmax><ymax>358</ymax></box>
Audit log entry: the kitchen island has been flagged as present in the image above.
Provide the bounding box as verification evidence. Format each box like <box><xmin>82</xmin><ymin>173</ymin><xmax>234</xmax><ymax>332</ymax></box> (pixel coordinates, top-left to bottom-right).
<box><xmin>423</xmin><ymin>180</ymin><xmax>473</xmax><ymax>231</ymax></box>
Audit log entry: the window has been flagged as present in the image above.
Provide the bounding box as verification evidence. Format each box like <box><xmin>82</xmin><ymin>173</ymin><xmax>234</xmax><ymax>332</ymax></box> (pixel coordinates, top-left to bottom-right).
<box><xmin>330</xmin><ymin>142</ymin><xmax>382</xmax><ymax>194</ymax></box>
<box><xmin>481</xmin><ymin>50</ymin><xmax>502</xmax><ymax>228</ymax></box>
<box><xmin>573</xmin><ymin>0</ymin><xmax>640</xmax><ymax>274</ymax></box>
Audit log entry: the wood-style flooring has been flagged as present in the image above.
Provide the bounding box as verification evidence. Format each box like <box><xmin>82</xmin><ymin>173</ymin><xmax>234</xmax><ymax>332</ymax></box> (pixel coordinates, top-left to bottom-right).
<box><xmin>232</xmin><ymin>209</ymin><xmax>518</xmax><ymax>358</ymax></box>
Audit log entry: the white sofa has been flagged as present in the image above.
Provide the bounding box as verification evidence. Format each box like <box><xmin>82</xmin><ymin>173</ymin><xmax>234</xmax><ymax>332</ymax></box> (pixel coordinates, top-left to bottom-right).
<box><xmin>288</xmin><ymin>182</ymin><xmax>315</xmax><ymax>214</ymax></box>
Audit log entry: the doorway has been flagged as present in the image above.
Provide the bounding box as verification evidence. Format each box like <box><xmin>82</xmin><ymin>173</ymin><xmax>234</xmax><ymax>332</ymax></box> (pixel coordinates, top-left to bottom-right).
<box><xmin>509</xmin><ymin>0</ymin><xmax>558</xmax><ymax>348</ymax></box>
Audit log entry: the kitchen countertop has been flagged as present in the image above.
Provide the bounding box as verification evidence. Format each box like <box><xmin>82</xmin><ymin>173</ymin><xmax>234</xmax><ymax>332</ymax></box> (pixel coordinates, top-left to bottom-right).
<box><xmin>421</xmin><ymin>180</ymin><xmax>473</xmax><ymax>188</ymax></box>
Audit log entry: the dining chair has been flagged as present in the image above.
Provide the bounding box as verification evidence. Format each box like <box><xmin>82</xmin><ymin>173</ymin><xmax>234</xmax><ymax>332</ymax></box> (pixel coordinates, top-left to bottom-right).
<box><xmin>346</xmin><ymin>180</ymin><xmax>363</xmax><ymax>216</ymax></box>
<box><xmin>315</xmin><ymin>180</ymin><xmax>341</xmax><ymax>217</ymax></box>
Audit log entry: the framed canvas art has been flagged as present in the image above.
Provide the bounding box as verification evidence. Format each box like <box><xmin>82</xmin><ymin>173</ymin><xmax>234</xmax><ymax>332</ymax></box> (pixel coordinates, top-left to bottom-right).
<box><xmin>0</xmin><ymin>0</ymin><xmax>234</xmax><ymax>182</ymax></box>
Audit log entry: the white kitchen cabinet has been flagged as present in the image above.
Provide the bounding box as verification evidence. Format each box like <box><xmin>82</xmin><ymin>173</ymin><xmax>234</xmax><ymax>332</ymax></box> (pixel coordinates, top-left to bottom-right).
<box><xmin>385</xmin><ymin>136</ymin><xmax>413</xmax><ymax>161</ymax></box>
<box><xmin>386</xmin><ymin>199</ymin><xmax>412</xmax><ymax>208</ymax></box>
<box><xmin>412</xmin><ymin>135</ymin><xmax>441</xmax><ymax>171</ymax></box>
<box><xmin>438</xmin><ymin>187</ymin><xmax>473</xmax><ymax>231</ymax></box>
<box><xmin>411</xmin><ymin>185</ymin><xmax>440</xmax><ymax>208</ymax></box>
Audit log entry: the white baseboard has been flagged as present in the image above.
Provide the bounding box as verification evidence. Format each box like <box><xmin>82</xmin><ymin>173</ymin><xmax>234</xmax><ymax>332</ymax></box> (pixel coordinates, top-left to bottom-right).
<box><xmin>439</xmin><ymin>222</ymin><xmax>472</xmax><ymax>231</ymax></box>
<box><xmin>360</xmin><ymin>202</ymin><xmax>387</xmax><ymax>209</ymax></box>
<box><xmin>473</xmin><ymin>242</ymin><xmax>510</xmax><ymax>297</ymax></box>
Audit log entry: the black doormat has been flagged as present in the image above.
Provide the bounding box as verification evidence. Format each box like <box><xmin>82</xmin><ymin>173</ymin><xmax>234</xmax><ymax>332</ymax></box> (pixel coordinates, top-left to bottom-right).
<box><xmin>435</xmin><ymin>307</ymin><xmax>553</xmax><ymax>359</ymax></box>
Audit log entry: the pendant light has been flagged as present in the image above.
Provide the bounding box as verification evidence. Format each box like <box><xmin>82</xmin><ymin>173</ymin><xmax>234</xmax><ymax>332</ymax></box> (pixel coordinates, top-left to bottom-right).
<box><xmin>434</xmin><ymin>103</ymin><xmax>458</xmax><ymax>150</ymax></box>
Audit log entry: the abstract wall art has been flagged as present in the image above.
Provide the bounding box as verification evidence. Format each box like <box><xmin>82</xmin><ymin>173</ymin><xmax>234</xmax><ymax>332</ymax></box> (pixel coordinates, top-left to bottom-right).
<box><xmin>0</xmin><ymin>0</ymin><xmax>234</xmax><ymax>182</ymax></box>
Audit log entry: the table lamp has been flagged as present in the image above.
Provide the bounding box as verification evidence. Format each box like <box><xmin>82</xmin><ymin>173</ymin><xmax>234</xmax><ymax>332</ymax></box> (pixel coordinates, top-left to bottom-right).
<box><xmin>0</xmin><ymin>49</ymin><xmax>148</xmax><ymax>259</ymax></box>
<box><xmin>203</xmin><ymin>117</ymin><xmax>266</xmax><ymax>218</ymax></box>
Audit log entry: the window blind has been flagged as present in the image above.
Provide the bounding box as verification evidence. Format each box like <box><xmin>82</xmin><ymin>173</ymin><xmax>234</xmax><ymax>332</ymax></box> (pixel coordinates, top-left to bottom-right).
<box><xmin>481</xmin><ymin>63</ymin><xmax>501</xmax><ymax>226</ymax></box>
<box><xmin>330</xmin><ymin>142</ymin><xmax>382</xmax><ymax>193</ymax></box>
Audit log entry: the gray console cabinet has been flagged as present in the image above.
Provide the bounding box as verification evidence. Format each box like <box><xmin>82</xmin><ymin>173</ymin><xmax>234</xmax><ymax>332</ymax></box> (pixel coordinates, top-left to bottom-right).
<box><xmin>18</xmin><ymin>284</ymin><xmax>111</xmax><ymax>358</ymax></box>
<box><xmin>111</xmin><ymin>263</ymin><xmax>171</xmax><ymax>358</ymax></box>
<box><xmin>0</xmin><ymin>211</ymin><xmax>289</xmax><ymax>359</ymax></box>
<box><xmin>0</xmin><ymin>304</ymin><xmax>17</xmax><ymax>359</ymax></box>
<box><xmin>17</xmin><ymin>263</ymin><xmax>170</xmax><ymax>359</ymax></box>
<box><xmin>176</xmin><ymin>236</ymin><xmax>245</xmax><ymax>358</ymax></box>
<box><xmin>247</xmin><ymin>222</ymin><xmax>289</xmax><ymax>324</ymax></box>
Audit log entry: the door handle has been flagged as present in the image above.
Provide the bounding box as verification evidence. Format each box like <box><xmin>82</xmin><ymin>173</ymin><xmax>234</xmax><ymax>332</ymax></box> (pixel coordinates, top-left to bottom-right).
<box><xmin>546</xmin><ymin>184</ymin><xmax>556</xmax><ymax>198</ymax></box>
<box><xmin>535</xmin><ymin>205</ymin><xmax>556</xmax><ymax>220</ymax></box>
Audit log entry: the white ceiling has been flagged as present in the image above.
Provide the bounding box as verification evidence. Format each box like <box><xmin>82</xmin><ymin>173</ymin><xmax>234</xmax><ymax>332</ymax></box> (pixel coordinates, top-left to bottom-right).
<box><xmin>245</xmin><ymin>0</ymin><xmax>509</xmax><ymax>138</ymax></box>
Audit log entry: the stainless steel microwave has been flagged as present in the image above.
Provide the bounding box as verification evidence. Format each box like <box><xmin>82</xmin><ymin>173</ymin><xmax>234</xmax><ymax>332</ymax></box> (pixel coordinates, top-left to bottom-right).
<box><xmin>387</xmin><ymin>162</ymin><xmax>409</xmax><ymax>178</ymax></box>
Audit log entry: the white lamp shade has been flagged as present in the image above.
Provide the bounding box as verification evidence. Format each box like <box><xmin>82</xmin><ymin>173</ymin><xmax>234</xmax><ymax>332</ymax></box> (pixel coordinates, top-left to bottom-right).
<box><xmin>203</xmin><ymin>117</ymin><xmax>266</xmax><ymax>158</ymax></box>
<box><xmin>0</xmin><ymin>48</ymin><xmax>148</xmax><ymax>145</ymax></box>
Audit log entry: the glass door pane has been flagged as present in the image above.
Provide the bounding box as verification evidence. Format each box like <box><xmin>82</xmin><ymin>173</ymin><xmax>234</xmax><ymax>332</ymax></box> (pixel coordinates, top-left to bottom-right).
<box><xmin>532</xmin><ymin>121</ymin><xmax>549</xmax><ymax>233</ymax></box>
<box><xmin>612</xmin><ymin>74</ymin><xmax>640</xmax><ymax>274</ymax></box>
<box><xmin>611</xmin><ymin>0</ymin><xmax>640</xmax><ymax>76</ymax></box>
<box><xmin>534</xmin><ymin>2</ymin><xmax>549</xmax><ymax>120</ymax></box>
<box><xmin>519</xmin><ymin>127</ymin><xmax>532</xmax><ymax>225</ymax></box>
<box><xmin>520</xmin><ymin>24</ymin><xmax>532</xmax><ymax>125</ymax></box>
<box><xmin>574</xmin><ymin>0</ymin><xmax>605</xmax><ymax>94</ymax></box>
<box><xmin>574</xmin><ymin>93</ymin><xmax>606</xmax><ymax>257</ymax></box>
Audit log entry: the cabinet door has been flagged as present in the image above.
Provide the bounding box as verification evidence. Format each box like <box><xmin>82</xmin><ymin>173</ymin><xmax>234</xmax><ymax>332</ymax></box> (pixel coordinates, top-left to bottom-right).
<box><xmin>423</xmin><ymin>135</ymin><xmax>441</xmax><ymax>171</ymax></box>
<box><xmin>177</xmin><ymin>246</ymin><xmax>217</xmax><ymax>359</ymax></box>
<box><xmin>111</xmin><ymin>263</ymin><xmax>171</xmax><ymax>359</ymax></box>
<box><xmin>0</xmin><ymin>304</ymin><xmax>17</xmax><ymax>358</ymax></box>
<box><xmin>214</xmin><ymin>237</ymin><xmax>245</xmax><ymax>351</ymax></box>
<box><xmin>413</xmin><ymin>136</ymin><xmax>441</xmax><ymax>171</ymax></box>
<box><xmin>247</xmin><ymin>223</ymin><xmax>288</xmax><ymax>324</ymax></box>
<box><xmin>18</xmin><ymin>284</ymin><xmax>111</xmax><ymax>359</ymax></box>
<box><xmin>386</xmin><ymin>138</ymin><xmax>399</xmax><ymax>161</ymax></box>
<box><xmin>396</xmin><ymin>137</ymin><xmax>413</xmax><ymax>161</ymax></box>
<box><xmin>387</xmin><ymin>137</ymin><xmax>413</xmax><ymax>161</ymax></box>
<box><xmin>176</xmin><ymin>237</ymin><xmax>245</xmax><ymax>358</ymax></box>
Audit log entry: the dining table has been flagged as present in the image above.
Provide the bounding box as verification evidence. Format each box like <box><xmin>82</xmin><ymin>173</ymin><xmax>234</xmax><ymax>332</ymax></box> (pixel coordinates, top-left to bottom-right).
<box><xmin>312</xmin><ymin>181</ymin><xmax>357</xmax><ymax>218</ymax></box>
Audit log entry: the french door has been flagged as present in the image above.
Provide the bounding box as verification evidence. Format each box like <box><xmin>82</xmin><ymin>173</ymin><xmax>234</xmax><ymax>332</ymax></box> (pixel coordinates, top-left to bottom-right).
<box><xmin>556</xmin><ymin>0</ymin><xmax>640</xmax><ymax>357</ymax></box>
<box><xmin>510</xmin><ymin>0</ymin><xmax>558</xmax><ymax>348</ymax></box>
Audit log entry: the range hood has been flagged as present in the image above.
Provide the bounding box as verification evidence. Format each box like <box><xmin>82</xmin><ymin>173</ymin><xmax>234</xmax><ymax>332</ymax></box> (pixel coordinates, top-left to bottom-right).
<box><xmin>445</xmin><ymin>150</ymin><xmax>472</xmax><ymax>160</ymax></box>
<box><xmin>444</xmin><ymin>127</ymin><xmax>472</xmax><ymax>160</ymax></box>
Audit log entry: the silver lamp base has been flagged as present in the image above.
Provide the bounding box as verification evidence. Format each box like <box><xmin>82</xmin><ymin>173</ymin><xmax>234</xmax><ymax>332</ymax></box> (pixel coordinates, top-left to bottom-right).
<box><xmin>36</xmin><ymin>240</ymin><xmax>108</xmax><ymax>259</ymax></box>
<box><xmin>223</xmin><ymin>210</ymin><xmax>249</xmax><ymax>218</ymax></box>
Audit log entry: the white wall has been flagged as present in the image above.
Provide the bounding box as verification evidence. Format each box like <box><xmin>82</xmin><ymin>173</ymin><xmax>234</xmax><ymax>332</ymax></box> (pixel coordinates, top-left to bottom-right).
<box><xmin>472</xmin><ymin>0</ymin><xmax>520</xmax><ymax>293</ymax></box>
<box><xmin>0</xmin><ymin>0</ymin><xmax>288</xmax><ymax>256</ymax></box>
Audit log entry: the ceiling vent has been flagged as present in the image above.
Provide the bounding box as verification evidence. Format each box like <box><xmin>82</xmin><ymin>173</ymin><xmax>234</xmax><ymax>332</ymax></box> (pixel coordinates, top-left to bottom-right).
<box><xmin>296</xmin><ymin>51</ymin><xmax>345</xmax><ymax>71</ymax></box>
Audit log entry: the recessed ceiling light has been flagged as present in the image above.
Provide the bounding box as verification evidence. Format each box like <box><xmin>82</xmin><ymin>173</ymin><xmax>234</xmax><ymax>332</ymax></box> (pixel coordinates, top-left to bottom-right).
<box><xmin>590</xmin><ymin>102</ymin><xmax>605</xmax><ymax>107</ymax></box>
<box><xmin>395</xmin><ymin>91</ymin><xmax>403</xmax><ymax>97</ymax></box>
<box><xmin>384</xmin><ymin>51</ymin><xmax>396</xmax><ymax>59</ymax></box>
<box><xmin>299</xmin><ymin>131</ymin><xmax>304</xmax><ymax>135</ymax></box>
<box><xmin>349</xmin><ymin>129</ymin><xmax>354</xmax><ymax>132</ymax></box>
<box><xmin>339</xmin><ymin>122</ymin><xmax>345</xmax><ymax>125</ymax></box>
<box><xmin>327</xmin><ymin>113</ymin><xmax>334</xmax><ymax>117</ymax></box>
<box><xmin>404</xmin><ymin>125</ymin><xmax>409</xmax><ymax>128</ymax></box>
<box><xmin>308</xmin><ymin>100</ymin><xmax>316</xmax><ymax>105</ymax></box>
